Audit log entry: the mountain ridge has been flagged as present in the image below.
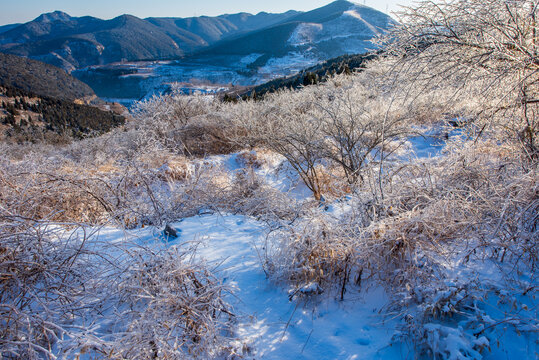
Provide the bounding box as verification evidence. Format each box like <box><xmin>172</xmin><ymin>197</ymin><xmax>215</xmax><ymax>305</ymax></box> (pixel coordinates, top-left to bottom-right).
<box><xmin>0</xmin><ymin>1</ymin><xmax>395</xmax><ymax>73</ymax></box>
<box><xmin>196</xmin><ymin>1</ymin><xmax>395</xmax><ymax>67</ymax></box>
<box><xmin>0</xmin><ymin>8</ymin><xmax>303</xmax><ymax>72</ymax></box>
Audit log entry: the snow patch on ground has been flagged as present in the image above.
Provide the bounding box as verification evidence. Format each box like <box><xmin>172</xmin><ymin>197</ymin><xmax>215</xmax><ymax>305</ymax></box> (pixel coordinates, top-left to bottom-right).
<box><xmin>88</xmin><ymin>208</ymin><xmax>402</xmax><ymax>359</ymax></box>
<box><xmin>257</xmin><ymin>52</ymin><xmax>319</xmax><ymax>81</ymax></box>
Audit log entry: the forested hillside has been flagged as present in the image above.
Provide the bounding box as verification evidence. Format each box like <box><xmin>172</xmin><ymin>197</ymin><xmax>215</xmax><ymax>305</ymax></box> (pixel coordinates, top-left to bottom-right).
<box><xmin>228</xmin><ymin>52</ymin><xmax>379</xmax><ymax>100</ymax></box>
<box><xmin>0</xmin><ymin>85</ymin><xmax>125</xmax><ymax>143</ymax></box>
<box><xmin>0</xmin><ymin>52</ymin><xmax>95</xmax><ymax>101</ymax></box>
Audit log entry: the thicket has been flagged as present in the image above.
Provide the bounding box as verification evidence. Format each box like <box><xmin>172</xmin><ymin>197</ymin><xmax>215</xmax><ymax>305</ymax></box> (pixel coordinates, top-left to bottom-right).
<box><xmin>0</xmin><ymin>212</ymin><xmax>234</xmax><ymax>359</ymax></box>
<box><xmin>0</xmin><ymin>0</ymin><xmax>538</xmax><ymax>358</ymax></box>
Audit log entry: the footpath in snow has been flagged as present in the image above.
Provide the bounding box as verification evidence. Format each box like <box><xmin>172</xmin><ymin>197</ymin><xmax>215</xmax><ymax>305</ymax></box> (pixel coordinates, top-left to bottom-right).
<box><xmin>96</xmin><ymin>214</ymin><xmax>402</xmax><ymax>359</ymax></box>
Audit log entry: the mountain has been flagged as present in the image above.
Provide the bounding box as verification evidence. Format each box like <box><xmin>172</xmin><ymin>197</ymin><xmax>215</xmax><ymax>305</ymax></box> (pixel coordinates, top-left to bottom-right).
<box><xmin>0</xmin><ymin>1</ymin><xmax>394</xmax><ymax>74</ymax></box>
<box><xmin>0</xmin><ymin>1</ymin><xmax>396</xmax><ymax>103</ymax></box>
<box><xmin>219</xmin><ymin>11</ymin><xmax>300</xmax><ymax>33</ymax></box>
<box><xmin>0</xmin><ymin>12</ymin><xmax>185</xmax><ymax>72</ymax></box>
<box><xmin>0</xmin><ymin>10</ymin><xmax>300</xmax><ymax>72</ymax></box>
<box><xmin>0</xmin><ymin>52</ymin><xmax>95</xmax><ymax>101</ymax></box>
<box><xmin>146</xmin><ymin>11</ymin><xmax>299</xmax><ymax>46</ymax></box>
<box><xmin>74</xmin><ymin>1</ymin><xmax>396</xmax><ymax>104</ymax></box>
<box><xmin>0</xmin><ymin>24</ymin><xmax>21</xmax><ymax>34</ymax></box>
<box><xmin>200</xmin><ymin>1</ymin><xmax>396</xmax><ymax>63</ymax></box>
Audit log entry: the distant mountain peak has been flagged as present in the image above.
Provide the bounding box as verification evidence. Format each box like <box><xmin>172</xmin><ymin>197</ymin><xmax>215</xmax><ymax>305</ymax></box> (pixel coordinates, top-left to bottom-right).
<box><xmin>112</xmin><ymin>14</ymin><xmax>144</xmax><ymax>25</ymax></box>
<box><xmin>34</xmin><ymin>11</ymin><xmax>72</xmax><ymax>23</ymax></box>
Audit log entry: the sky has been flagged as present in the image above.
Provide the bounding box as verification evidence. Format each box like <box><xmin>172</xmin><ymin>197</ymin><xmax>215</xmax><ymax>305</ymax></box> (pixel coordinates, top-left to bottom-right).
<box><xmin>0</xmin><ymin>0</ymin><xmax>413</xmax><ymax>26</ymax></box>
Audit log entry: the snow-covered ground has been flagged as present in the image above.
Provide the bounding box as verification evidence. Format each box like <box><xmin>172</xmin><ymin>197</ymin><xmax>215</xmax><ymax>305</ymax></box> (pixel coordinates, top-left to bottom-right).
<box><xmin>84</xmin><ymin>137</ymin><xmax>537</xmax><ymax>359</ymax></box>
<box><xmin>170</xmin><ymin>214</ymin><xmax>400</xmax><ymax>359</ymax></box>
<box><xmin>92</xmin><ymin>213</ymin><xmax>401</xmax><ymax>359</ymax></box>
<box><xmin>91</xmin><ymin>204</ymin><xmax>537</xmax><ymax>358</ymax></box>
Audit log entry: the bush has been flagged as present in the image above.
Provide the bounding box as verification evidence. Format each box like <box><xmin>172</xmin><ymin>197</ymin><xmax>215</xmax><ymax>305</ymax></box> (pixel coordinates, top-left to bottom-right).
<box><xmin>0</xmin><ymin>210</ymin><xmax>235</xmax><ymax>359</ymax></box>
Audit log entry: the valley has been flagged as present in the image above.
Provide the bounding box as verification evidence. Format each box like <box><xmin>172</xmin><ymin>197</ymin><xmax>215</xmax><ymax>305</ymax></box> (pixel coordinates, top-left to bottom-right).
<box><xmin>72</xmin><ymin>53</ymin><xmax>321</xmax><ymax>105</ymax></box>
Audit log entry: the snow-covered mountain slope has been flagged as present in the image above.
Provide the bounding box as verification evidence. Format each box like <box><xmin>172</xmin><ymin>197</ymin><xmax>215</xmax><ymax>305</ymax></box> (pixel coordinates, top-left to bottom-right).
<box><xmin>287</xmin><ymin>5</ymin><xmax>394</xmax><ymax>55</ymax></box>
<box><xmin>200</xmin><ymin>1</ymin><xmax>396</xmax><ymax>64</ymax></box>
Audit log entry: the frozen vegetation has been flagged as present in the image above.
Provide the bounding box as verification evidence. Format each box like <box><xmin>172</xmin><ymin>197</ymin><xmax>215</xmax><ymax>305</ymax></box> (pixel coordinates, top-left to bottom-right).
<box><xmin>0</xmin><ymin>0</ymin><xmax>538</xmax><ymax>359</ymax></box>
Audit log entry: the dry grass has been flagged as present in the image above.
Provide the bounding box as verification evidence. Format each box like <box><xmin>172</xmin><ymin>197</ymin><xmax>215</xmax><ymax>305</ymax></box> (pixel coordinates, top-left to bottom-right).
<box><xmin>0</xmin><ymin>209</ymin><xmax>235</xmax><ymax>359</ymax></box>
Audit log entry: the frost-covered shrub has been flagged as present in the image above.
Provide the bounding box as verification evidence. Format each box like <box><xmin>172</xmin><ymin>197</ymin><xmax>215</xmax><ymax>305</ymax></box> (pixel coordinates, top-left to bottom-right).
<box><xmin>92</xmin><ymin>246</ymin><xmax>234</xmax><ymax>360</ymax></box>
<box><xmin>382</xmin><ymin>0</ymin><xmax>539</xmax><ymax>160</ymax></box>
<box><xmin>412</xmin><ymin>323</ymin><xmax>488</xmax><ymax>360</ymax></box>
<box><xmin>0</xmin><ymin>215</ymin><xmax>104</xmax><ymax>359</ymax></box>
<box><xmin>264</xmin><ymin>211</ymin><xmax>359</xmax><ymax>300</ymax></box>
<box><xmin>131</xmin><ymin>93</ymin><xmax>241</xmax><ymax>157</ymax></box>
<box><xmin>0</xmin><ymin>208</ymin><xmax>235</xmax><ymax>359</ymax></box>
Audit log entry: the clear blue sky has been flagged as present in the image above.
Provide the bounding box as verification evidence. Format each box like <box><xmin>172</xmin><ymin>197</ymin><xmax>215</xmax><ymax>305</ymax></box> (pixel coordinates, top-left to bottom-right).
<box><xmin>1</xmin><ymin>0</ymin><xmax>411</xmax><ymax>26</ymax></box>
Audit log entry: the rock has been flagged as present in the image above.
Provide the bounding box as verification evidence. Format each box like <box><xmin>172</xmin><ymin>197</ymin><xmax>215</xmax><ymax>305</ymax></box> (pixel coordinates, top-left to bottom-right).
<box><xmin>163</xmin><ymin>224</ymin><xmax>178</xmax><ymax>239</ymax></box>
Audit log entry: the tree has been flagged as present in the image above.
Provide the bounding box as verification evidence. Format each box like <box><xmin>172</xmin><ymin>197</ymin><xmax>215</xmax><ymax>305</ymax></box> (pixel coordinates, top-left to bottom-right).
<box><xmin>267</xmin><ymin>111</ymin><xmax>326</xmax><ymax>201</ymax></box>
<box><xmin>312</xmin><ymin>76</ymin><xmax>409</xmax><ymax>185</ymax></box>
<box><xmin>255</xmin><ymin>91</ymin><xmax>327</xmax><ymax>201</ymax></box>
<box><xmin>230</xmin><ymin>72</ymin><xmax>412</xmax><ymax>201</ymax></box>
<box><xmin>381</xmin><ymin>0</ymin><xmax>539</xmax><ymax>160</ymax></box>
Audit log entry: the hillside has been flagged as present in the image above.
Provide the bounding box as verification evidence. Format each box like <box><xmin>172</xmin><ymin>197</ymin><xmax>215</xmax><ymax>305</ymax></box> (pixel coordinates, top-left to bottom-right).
<box><xmin>147</xmin><ymin>11</ymin><xmax>299</xmax><ymax>45</ymax></box>
<box><xmin>0</xmin><ymin>85</ymin><xmax>125</xmax><ymax>143</ymax></box>
<box><xmin>228</xmin><ymin>52</ymin><xmax>380</xmax><ymax>100</ymax></box>
<box><xmin>0</xmin><ymin>24</ymin><xmax>21</xmax><ymax>34</ymax></box>
<box><xmin>199</xmin><ymin>22</ymin><xmax>301</xmax><ymax>57</ymax></box>
<box><xmin>0</xmin><ymin>52</ymin><xmax>95</xmax><ymax>101</ymax></box>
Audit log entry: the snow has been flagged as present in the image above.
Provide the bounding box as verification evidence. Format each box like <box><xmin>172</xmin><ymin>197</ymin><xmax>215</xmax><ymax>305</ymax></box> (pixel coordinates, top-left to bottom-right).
<box><xmin>240</xmin><ymin>53</ymin><xmax>264</xmax><ymax>65</ymax></box>
<box><xmin>343</xmin><ymin>9</ymin><xmax>382</xmax><ymax>35</ymax></box>
<box><xmin>285</xmin><ymin>5</ymin><xmax>385</xmax><ymax>57</ymax></box>
<box><xmin>92</xmin><ymin>213</ymin><xmax>400</xmax><ymax>359</ymax></box>
<box><xmin>288</xmin><ymin>23</ymin><xmax>324</xmax><ymax>46</ymax></box>
<box><xmin>63</xmin><ymin>143</ymin><xmax>537</xmax><ymax>359</ymax></box>
<box><xmin>257</xmin><ymin>52</ymin><xmax>320</xmax><ymax>81</ymax></box>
